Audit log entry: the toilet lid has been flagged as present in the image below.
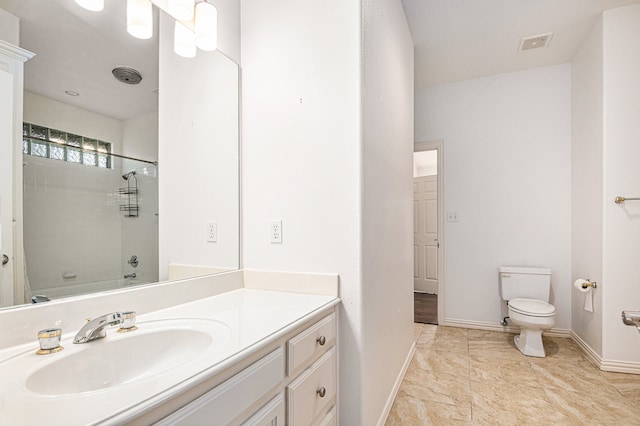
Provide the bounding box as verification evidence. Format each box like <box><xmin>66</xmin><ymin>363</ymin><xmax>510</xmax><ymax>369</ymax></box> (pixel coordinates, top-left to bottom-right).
<box><xmin>509</xmin><ymin>298</ymin><xmax>555</xmax><ymax>317</ymax></box>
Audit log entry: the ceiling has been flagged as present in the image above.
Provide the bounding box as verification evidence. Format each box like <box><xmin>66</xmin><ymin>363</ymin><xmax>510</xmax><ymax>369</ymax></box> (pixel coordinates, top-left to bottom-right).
<box><xmin>401</xmin><ymin>0</ymin><xmax>640</xmax><ymax>89</ymax></box>
<box><xmin>0</xmin><ymin>0</ymin><xmax>158</xmax><ymax>121</ymax></box>
<box><xmin>4</xmin><ymin>1</ymin><xmax>640</xmax><ymax>117</ymax></box>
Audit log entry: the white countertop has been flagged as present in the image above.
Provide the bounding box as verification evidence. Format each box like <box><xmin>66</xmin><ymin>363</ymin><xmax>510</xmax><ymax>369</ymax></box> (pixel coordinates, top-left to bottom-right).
<box><xmin>0</xmin><ymin>288</ymin><xmax>339</xmax><ymax>425</ymax></box>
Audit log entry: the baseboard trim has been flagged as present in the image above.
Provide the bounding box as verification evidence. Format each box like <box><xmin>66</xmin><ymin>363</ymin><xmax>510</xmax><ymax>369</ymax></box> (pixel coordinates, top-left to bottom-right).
<box><xmin>377</xmin><ymin>341</ymin><xmax>416</xmax><ymax>426</ymax></box>
<box><xmin>570</xmin><ymin>331</ymin><xmax>602</xmax><ymax>368</ymax></box>
<box><xmin>570</xmin><ymin>331</ymin><xmax>640</xmax><ymax>374</ymax></box>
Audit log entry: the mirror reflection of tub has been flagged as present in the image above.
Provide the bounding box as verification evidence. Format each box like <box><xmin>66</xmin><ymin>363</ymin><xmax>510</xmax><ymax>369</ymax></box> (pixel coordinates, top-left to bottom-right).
<box><xmin>33</xmin><ymin>277</ymin><xmax>150</xmax><ymax>301</ymax></box>
<box><xmin>22</xmin><ymin>147</ymin><xmax>158</xmax><ymax>302</ymax></box>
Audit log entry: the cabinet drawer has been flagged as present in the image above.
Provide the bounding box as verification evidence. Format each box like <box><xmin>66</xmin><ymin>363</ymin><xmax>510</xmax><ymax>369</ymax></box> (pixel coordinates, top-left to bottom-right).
<box><xmin>287</xmin><ymin>347</ymin><xmax>336</xmax><ymax>425</ymax></box>
<box><xmin>287</xmin><ymin>313</ymin><xmax>335</xmax><ymax>375</ymax></box>
<box><xmin>157</xmin><ymin>348</ymin><xmax>283</xmax><ymax>426</ymax></box>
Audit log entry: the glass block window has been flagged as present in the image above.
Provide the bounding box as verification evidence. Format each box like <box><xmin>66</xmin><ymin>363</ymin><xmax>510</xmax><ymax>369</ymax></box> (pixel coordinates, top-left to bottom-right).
<box><xmin>23</xmin><ymin>123</ymin><xmax>112</xmax><ymax>168</ymax></box>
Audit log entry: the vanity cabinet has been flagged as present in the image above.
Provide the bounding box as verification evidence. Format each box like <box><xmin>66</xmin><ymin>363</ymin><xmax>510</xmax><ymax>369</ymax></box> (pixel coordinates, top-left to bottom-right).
<box><xmin>152</xmin><ymin>309</ymin><xmax>337</xmax><ymax>425</ymax></box>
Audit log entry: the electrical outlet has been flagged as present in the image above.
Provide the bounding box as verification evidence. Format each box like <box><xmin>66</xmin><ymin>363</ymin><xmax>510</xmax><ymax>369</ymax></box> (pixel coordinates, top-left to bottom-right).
<box><xmin>207</xmin><ymin>221</ymin><xmax>217</xmax><ymax>243</ymax></box>
<box><xmin>270</xmin><ymin>220</ymin><xmax>282</xmax><ymax>244</ymax></box>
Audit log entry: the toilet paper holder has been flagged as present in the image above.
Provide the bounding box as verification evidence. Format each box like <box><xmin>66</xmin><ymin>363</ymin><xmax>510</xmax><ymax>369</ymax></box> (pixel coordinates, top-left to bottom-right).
<box><xmin>580</xmin><ymin>279</ymin><xmax>597</xmax><ymax>289</ymax></box>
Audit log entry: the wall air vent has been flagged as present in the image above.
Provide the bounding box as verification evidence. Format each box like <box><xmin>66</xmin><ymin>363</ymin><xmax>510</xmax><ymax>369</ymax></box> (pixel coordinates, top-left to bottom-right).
<box><xmin>518</xmin><ymin>32</ymin><xmax>553</xmax><ymax>51</ymax></box>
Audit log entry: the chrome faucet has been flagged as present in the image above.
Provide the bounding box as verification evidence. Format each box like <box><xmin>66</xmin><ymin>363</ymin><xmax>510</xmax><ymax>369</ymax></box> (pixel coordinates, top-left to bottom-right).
<box><xmin>124</xmin><ymin>272</ymin><xmax>136</xmax><ymax>279</ymax></box>
<box><xmin>73</xmin><ymin>312</ymin><xmax>123</xmax><ymax>344</ymax></box>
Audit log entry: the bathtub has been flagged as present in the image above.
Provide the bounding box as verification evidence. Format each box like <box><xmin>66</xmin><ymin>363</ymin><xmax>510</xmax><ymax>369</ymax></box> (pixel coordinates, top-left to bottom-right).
<box><xmin>32</xmin><ymin>278</ymin><xmax>149</xmax><ymax>301</ymax></box>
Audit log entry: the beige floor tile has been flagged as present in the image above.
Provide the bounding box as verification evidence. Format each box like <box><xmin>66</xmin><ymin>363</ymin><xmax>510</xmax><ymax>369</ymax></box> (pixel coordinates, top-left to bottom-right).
<box><xmin>386</xmin><ymin>388</ymin><xmax>472</xmax><ymax>426</ymax></box>
<box><xmin>402</xmin><ymin>360</ymin><xmax>472</xmax><ymax>407</ymax></box>
<box><xmin>469</xmin><ymin>353</ymin><xmax>540</xmax><ymax>388</ymax></box>
<box><xmin>530</xmin><ymin>360</ymin><xmax>616</xmax><ymax>393</ymax></box>
<box><xmin>467</xmin><ymin>335</ymin><xmax>525</xmax><ymax>361</ymax></box>
<box><xmin>470</xmin><ymin>379</ymin><xmax>571</xmax><ymax>425</ymax></box>
<box><xmin>543</xmin><ymin>386</ymin><xmax>640</xmax><ymax>425</ymax></box>
<box><xmin>417</xmin><ymin>326</ymin><xmax>468</xmax><ymax>353</ymax></box>
<box><xmin>527</xmin><ymin>336</ymin><xmax>586</xmax><ymax>363</ymax></box>
<box><xmin>414</xmin><ymin>323</ymin><xmax>425</xmax><ymax>340</ymax></box>
<box><xmin>391</xmin><ymin>325</ymin><xmax>640</xmax><ymax>426</ymax></box>
<box><xmin>412</xmin><ymin>348</ymin><xmax>469</xmax><ymax>377</ymax></box>
<box><xmin>597</xmin><ymin>369</ymin><xmax>640</xmax><ymax>394</ymax></box>
<box><xmin>466</xmin><ymin>329</ymin><xmax>512</xmax><ymax>342</ymax></box>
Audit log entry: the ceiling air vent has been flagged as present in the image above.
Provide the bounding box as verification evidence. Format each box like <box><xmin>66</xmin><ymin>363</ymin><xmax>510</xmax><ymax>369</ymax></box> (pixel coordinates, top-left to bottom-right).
<box><xmin>112</xmin><ymin>67</ymin><xmax>143</xmax><ymax>85</ymax></box>
<box><xmin>518</xmin><ymin>32</ymin><xmax>553</xmax><ymax>51</ymax></box>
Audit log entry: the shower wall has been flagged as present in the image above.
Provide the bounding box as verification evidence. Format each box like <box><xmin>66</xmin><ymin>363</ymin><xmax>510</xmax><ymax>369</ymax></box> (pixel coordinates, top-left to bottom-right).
<box><xmin>23</xmin><ymin>155</ymin><xmax>158</xmax><ymax>297</ymax></box>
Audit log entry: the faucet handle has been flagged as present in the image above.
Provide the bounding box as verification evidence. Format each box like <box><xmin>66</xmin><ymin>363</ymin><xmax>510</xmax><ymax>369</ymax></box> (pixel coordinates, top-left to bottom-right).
<box><xmin>36</xmin><ymin>328</ymin><xmax>63</xmax><ymax>355</ymax></box>
<box><xmin>118</xmin><ymin>311</ymin><xmax>138</xmax><ymax>332</ymax></box>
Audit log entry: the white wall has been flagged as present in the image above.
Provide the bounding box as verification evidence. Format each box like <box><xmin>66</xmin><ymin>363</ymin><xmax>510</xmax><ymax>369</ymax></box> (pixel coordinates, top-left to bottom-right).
<box><xmin>158</xmin><ymin>13</ymin><xmax>239</xmax><ymax>280</ymax></box>
<box><xmin>415</xmin><ymin>64</ymin><xmax>573</xmax><ymax>329</ymax></box>
<box><xmin>361</xmin><ymin>0</ymin><xmax>414</xmax><ymax>422</ymax></box>
<box><xmin>0</xmin><ymin>8</ymin><xmax>18</xmax><ymax>46</ymax></box>
<box><xmin>241</xmin><ymin>0</ymin><xmax>362</xmax><ymax>421</ymax></box>
<box><xmin>242</xmin><ymin>0</ymin><xmax>413</xmax><ymax>423</ymax></box>
<box><xmin>601</xmin><ymin>5</ymin><xmax>640</xmax><ymax>362</ymax></box>
<box><xmin>24</xmin><ymin>91</ymin><xmax>123</xmax><ymax>153</ymax></box>
<box><xmin>122</xmin><ymin>112</ymin><xmax>158</xmax><ymax>162</ymax></box>
<box><xmin>572</xmin><ymin>18</ymin><xmax>604</xmax><ymax>355</ymax></box>
<box><xmin>208</xmin><ymin>0</ymin><xmax>240</xmax><ymax>64</ymax></box>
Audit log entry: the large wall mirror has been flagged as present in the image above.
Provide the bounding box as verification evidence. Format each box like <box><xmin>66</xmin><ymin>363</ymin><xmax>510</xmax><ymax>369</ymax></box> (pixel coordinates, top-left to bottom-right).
<box><xmin>0</xmin><ymin>0</ymin><xmax>239</xmax><ymax>309</ymax></box>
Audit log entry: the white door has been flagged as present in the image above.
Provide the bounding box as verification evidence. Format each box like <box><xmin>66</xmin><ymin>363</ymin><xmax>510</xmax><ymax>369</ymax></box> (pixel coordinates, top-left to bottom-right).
<box><xmin>414</xmin><ymin>175</ymin><xmax>438</xmax><ymax>293</ymax></box>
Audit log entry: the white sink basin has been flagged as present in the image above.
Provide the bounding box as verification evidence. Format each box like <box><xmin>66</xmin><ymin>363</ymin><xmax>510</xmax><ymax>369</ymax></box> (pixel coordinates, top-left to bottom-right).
<box><xmin>24</xmin><ymin>318</ymin><xmax>231</xmax><ymax>396</ymax></box>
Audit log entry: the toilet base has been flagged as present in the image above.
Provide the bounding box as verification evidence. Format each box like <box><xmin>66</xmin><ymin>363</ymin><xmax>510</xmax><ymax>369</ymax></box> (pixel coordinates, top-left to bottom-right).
<box><xmin>514</xmin><ymin>329</ymin><xmax>546</xmax><ymax>358</ymax></box>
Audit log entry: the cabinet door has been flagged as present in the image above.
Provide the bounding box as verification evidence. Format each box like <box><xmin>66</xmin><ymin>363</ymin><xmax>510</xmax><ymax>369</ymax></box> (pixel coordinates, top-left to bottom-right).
<box><xmin>241</xmin><ymin>393</ymin><xmax>285</xmax><ymax>426</ymax></box>
<box><xmin>156</xmin><ymin>348</ymin><xmax>283</xmax><ymax>426</ymax></box>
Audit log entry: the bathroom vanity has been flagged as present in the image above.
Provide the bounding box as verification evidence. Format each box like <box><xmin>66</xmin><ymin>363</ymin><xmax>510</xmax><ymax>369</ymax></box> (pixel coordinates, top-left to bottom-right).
<box><xmin>0</xmin><ymin>270</ymin><xmax>339</xmax><ymax>425</ymax></box>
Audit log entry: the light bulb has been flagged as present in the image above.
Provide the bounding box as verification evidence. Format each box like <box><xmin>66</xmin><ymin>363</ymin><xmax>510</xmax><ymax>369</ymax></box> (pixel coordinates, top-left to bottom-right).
<box><xmin>168</xmin><ymin>0</ymin><xmax>195</xmax><ymax>22</ymax></box>
<box><xmin>75</xmin><ymin>0</ymin><xmax>104</xmax><ymax>12</ymax></box>
<box><xmin>174</xmin><ymin>21</ymin><xmax>197</xmax><ymax>58</ymax></box>
<box><xmin>195</xmin><ymin>2</ymin><xmax>217</xmax><ymax>51</ymax></box>
<box><xmin>127</xmin><ymin>0</ymin><xmax>153</xmax><ymax>40</ymax></box>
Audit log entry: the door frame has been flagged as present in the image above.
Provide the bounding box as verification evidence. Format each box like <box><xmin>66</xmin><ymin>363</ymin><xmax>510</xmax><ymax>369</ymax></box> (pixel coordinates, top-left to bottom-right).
<box><xmin>414</xmin><ymin>140</ymin><xmax>444</xmax><ymax>325</ymax></box>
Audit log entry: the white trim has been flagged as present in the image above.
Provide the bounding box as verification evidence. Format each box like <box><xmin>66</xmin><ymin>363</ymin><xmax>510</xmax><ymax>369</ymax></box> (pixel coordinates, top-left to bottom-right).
<box><xmin>570</xmin><ymin>331</ymin><xmax>602</xmax><ymax>368</ymax></box>
<box><xmin>570</xmin><ymin>331</ymin><xmax>640</xmax><ymax>374</ymax></box>
<box><xmin>0</xmin><ymin>40</ymin><xmax>34</xmax><ymax>63</ymax></box>
<box><xmin>414</xmin><ymin>140</ymin><xmax>444</xmax><ymax>325</ymax></box>
<box><xmin>600</xmin><ymin>359</ymin><xmax>640</xmax><ymax>374</ymax></box>
<box><xmin>377</xmin><ymin>341</ymin><xmax>415</xmax><ymax>426</ymax></box>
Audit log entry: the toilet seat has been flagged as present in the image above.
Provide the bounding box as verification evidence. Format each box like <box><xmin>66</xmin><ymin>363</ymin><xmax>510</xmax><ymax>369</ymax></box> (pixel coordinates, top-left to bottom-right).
<box><xmin>508</xmin><ymin>298</ymin><xmax>555</xmax><ymax>317</ymax></box>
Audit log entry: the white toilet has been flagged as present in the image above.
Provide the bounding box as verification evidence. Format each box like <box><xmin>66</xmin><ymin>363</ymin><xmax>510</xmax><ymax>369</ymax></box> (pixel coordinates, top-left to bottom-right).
<box><xmin>499</xmin><ymin>266</ymin><xmax>555</xmax><ymax>357</ymax></box>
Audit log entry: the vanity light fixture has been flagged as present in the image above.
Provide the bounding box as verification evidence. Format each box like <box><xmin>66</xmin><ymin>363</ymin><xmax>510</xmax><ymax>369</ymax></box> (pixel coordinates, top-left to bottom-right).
<box><xmin>127</xmin><ymin>0</ymin><xmax>154</xmax><ymax>40</ymax></box>
<box><xmin>75</xmin><ymin>0</ymin><xmax>104</xmax><ymax>12</ymax></box>
<box><xmin>195</xmin><ymin>1</ymin><xmax>217</xmax><ymax>52</ymax></box>
<box><xmin>174</xmin><ymin>20</ymin><xmax>197</xmax><ymax>58</ymax></box>
<box><xmin>74</xmin><ymin>0</ymin><xmax>218</xmax><ymax>58</ymax></box>
<box><xmin>168</xmin><ymin>0</ymin><xmax>195</xmax><ymax>22</ymax></box>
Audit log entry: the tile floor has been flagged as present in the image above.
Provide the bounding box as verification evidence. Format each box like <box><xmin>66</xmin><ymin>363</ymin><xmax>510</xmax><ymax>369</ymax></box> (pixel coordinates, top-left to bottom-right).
<box><xmin>386</xmin><ymin>324</ymin><xmax>640</xmax><ymax>425</ymax></box>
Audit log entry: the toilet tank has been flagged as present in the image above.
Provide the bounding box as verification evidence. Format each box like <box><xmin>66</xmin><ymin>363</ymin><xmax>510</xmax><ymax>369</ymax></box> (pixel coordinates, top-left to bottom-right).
<box><xmin>499</xmin><ymin>266</ymin><xmax>552</xmax><ymax>301</ymax></box>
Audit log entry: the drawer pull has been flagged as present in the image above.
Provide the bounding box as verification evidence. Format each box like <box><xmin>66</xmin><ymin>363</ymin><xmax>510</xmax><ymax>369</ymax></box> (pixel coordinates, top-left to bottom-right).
<box><xmin>317</xmin><ymin>335</ymin><xmax>326</xmax><ymax>346</ymax></box>
<box><xmin>317</xmin><ymin>387</ymin><xmax>326</xmax><ymax>398</ymax></box>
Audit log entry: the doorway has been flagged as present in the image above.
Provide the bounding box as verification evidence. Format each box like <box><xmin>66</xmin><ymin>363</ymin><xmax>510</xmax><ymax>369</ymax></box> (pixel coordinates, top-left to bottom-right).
<box><xmin>413</xmin><ymin>141</ymin><xmax>443</xmax><ymax>325</ymax></box>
